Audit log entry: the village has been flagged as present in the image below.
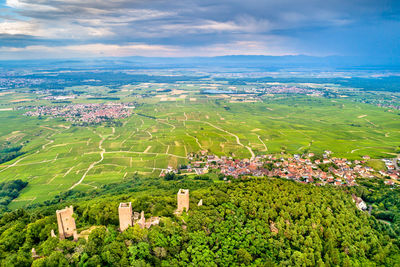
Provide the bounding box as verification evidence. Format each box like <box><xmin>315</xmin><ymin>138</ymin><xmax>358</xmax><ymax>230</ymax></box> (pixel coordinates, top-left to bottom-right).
<box><xmin>162</xmin><ymin>151</ymin><xmax>400</xmax><ymax>187</ymax></box>
<box><xmin>24</xmin><ymin>103</ymin><xmax>135</xmax><ymax>124</ymax></box>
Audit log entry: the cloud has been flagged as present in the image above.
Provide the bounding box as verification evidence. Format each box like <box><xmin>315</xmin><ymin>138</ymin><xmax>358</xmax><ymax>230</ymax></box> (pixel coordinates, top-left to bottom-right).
<box><xmin>0</xmin><ymin>0</ymin><xmax>399</xmax><ymax>59</ymax></box>
<box><xmin>0</xmin><ymin>38</ymin><xmax>298</xmax><ymax>59</ymax></box>
<box><xmin>0</xmin><ymin>43</ymin><xmax>174</xmax><ymax>59</ymax></box>
<box><xmin>6</xmin><ymin>0</ymin><xmax>59</xmax><ymax>12</ymax></box>
<box><xmin>0</xmin><ymin>20</ymin><xmax>35</xmax><ymax>35</ymax></box>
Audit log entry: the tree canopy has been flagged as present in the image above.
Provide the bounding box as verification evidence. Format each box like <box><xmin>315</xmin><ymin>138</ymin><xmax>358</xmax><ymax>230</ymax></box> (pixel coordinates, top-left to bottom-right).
<box><xmin>0</xmin><ymin>178</ymin><xmax>399</xmax><ymax>266</ymax></box>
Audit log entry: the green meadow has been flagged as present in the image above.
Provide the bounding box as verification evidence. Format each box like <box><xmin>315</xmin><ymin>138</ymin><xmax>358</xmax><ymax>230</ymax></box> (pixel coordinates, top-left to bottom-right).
<box><xmin>0</xmin><ymin>93</ymin><xmax>399</xmax><ymax>206</ymax></box>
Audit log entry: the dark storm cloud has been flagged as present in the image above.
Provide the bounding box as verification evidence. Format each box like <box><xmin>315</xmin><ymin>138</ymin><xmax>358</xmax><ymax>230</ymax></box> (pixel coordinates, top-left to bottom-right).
<box><xmin>0</xmin><ymin>33</ymin><xmax>69</xmax><ymax>47</ymax></box>
<box><xmin>0</xmin><ymin>0</ymin><xmax>399</xmax><ymax>58</ymax></box>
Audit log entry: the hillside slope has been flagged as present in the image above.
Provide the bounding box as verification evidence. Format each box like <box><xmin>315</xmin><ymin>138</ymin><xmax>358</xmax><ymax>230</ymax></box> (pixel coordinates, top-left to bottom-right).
<box><xmin>0</xmin><ymin>178</ymin><xmax>399</xmax><ymax>266</ymax></box>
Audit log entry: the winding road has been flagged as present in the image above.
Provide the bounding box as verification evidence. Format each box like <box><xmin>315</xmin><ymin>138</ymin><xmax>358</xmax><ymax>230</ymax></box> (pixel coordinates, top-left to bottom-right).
<box><xmin>257</xmin><ymin>135</ymin><xmax>268</xmax><ymax>151</ymax></box>
<box><xmin>189</xmin><ymin>120</ymin><xmax>255</xmax><ymax>160</ymax></box>
<box><xmin>69</xmin><ymin>133</ymin><xmax>106</xmax><ymax>190</ymax></box>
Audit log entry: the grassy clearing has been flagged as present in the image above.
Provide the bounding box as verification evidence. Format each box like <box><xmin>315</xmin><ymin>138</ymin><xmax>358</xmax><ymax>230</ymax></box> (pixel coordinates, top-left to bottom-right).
<box><xmin>366</xmin><ymin>159</ymin><xmax>387</xmax><ymax>171</ymax></box>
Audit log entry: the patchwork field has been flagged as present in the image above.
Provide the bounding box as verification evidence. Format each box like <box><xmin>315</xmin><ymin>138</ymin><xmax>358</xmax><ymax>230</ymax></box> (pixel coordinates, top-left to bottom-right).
<box><xmin>0</xmin><ymin>92</ymin><xmax>399</xmax><ymax>206</ymax></box>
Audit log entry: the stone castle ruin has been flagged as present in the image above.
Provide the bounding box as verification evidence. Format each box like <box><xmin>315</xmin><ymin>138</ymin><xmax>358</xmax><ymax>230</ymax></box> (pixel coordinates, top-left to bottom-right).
<box><xmin>118</xmin><ymin>202</ymin><xmax>133</xmax><ymax>232</ymax></box>
<box><xmin>176</xmin><ymin>189</ymin><xmax>190</xmax><ymax>214</ymax></box>
<box><xmin>55</xmin><ymin>189</ymin><xmax>193</xmax><ymax>240</ymax></box>
<box><xmin>56</xmin><ymin>206</ymin><xmax>78</xmax><ymax>240</ymax></box>
<box><xmin>118</xmin><ymin>202</ymin><xmax>160</xmax><ymax>232</ymax></box>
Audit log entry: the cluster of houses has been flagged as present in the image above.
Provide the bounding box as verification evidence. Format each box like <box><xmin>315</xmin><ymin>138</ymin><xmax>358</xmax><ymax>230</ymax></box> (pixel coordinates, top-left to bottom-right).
<box><xmin>0</xmin><ymin>77</ymin><xmax>44</xmax><ymax>89</ymax></box>
<box><xmin>176</xmin><ymin>151</ymin><xmax>399</xmax><ymax>187</ymax></box>
<box><xmin>224</xmin><ymin>85</ymin><xmax>323</xmax><ymax>96</ymax></box>
<box><xmin>379</xmin><ymin>158</ymin><xmax>400</xmax><ymax>185</ymax></box>
<box><xmin>377</xmin><ymin>103</ymin><xmax>400</xmax><ymax>110</ymax></box>
<box><xmin>262</xmin><ymin>85</ymin><xmax>322</xmax><ymax>95</ymax></box>
<box><xmin>24</xmin><ymin>103</ymin><xmax>134</xmax><ymax>124</ymax></box>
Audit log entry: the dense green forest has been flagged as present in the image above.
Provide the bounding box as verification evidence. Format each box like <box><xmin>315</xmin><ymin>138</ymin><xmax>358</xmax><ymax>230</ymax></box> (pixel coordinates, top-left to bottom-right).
<box><xmin>0</xmin><ymin>177</ymin><xmax>399</xmax><ymax>266</ymax></box>
<box><xmin>350</xmin><ymin>179</ymin><xmax>400</xmax><ymax>239</ymax></box>
<box><xmin>0</xmin><ymin>179</ymin><xmax>28</xmax><ymax>213</ymax></box>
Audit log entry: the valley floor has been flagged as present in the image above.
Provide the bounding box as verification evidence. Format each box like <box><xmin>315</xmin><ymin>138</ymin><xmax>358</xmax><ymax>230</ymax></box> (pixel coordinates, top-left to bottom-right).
<box><xmin>0</xmin><ymin>97</ymin><xmax>399</xmax><ymax>206</ymax></box>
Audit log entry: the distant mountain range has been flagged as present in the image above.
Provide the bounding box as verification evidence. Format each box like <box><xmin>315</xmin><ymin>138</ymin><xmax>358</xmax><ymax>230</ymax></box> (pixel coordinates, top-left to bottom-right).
<box><xmin>1</xmin><ymin>55</ymin><xmax>399</xmax><ymax>70</ymax></box>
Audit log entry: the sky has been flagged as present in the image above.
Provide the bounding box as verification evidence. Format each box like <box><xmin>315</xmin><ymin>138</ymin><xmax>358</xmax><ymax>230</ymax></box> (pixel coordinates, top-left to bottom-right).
<box><xmin>0</xmin><ymin>0</ymin><xmax>399</xmax><ymax>60</ymax></box>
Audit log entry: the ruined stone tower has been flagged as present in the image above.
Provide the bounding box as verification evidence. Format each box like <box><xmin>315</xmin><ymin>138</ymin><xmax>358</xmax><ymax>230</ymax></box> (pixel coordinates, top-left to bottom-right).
<box><xmin>118</xmin><ymin>202</ymin><xmax>133</xmax><ymax>231</ymax></box>
<box><xmin>56</xmin><ymin>206</ymin><xmax>77</xmax><ymax>240</ymax></box>
<box><xmin>119</xmin><ymin>203</ymin><xmax>160</xmax><ymax>231</ymax></box>
<box><xmin>177</xmin><ymin>189</ymin><xmax>189</xmax><ymax>214</ymax></box>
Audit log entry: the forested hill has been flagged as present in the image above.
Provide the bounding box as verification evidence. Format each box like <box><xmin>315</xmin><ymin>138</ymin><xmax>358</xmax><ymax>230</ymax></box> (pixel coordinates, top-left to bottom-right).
<box><xmin>0</xmin><ymin>178</ymin><xmax>399</xmax><ymax>266</ymax></box>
